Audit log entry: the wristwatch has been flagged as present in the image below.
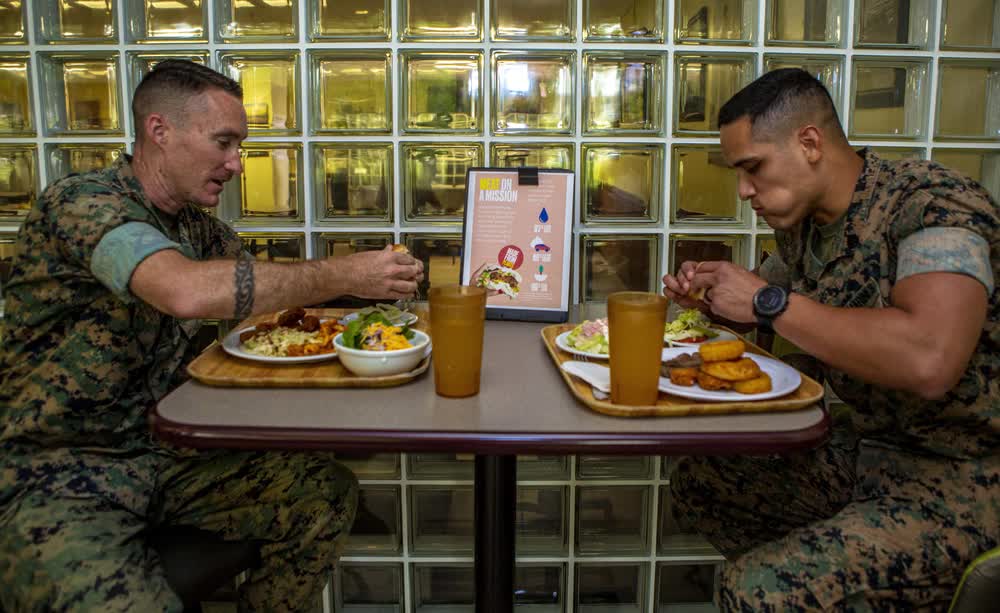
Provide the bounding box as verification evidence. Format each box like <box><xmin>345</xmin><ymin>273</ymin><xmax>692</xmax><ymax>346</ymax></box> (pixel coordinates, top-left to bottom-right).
<box><xmin>752</xmin><ymin>285</ymin><xmax>790</xmax><ymax>331</ymax></box>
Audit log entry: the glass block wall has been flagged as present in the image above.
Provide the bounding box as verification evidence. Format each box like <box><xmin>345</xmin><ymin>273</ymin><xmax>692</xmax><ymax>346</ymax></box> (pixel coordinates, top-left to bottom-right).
<box><xmin>0</xmin><ymin>0</ymin><xmax>998</xmax><ymax>610</ymax></box>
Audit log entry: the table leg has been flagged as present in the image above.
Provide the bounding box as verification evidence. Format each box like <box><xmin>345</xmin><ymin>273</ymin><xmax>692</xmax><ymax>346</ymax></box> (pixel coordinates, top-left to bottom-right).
<box><xmin>475</xmin><ymin>454</ymin><xmax>516</xmax><ymax>613</ymax></box>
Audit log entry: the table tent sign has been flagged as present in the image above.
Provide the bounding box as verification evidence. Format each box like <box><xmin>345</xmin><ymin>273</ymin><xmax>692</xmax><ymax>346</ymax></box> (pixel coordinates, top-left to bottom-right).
<box><xmin>461</xmin><ymin>167</ymin><xmax>575</xmax><ymax>322</ymax></box>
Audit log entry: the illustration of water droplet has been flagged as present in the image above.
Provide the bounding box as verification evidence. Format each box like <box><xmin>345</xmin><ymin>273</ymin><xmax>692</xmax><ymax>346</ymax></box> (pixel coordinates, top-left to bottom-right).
<box><xmin>539</xmin><ymin>208</ymin><xmax>549</xmax><ymax>223</ymax></box>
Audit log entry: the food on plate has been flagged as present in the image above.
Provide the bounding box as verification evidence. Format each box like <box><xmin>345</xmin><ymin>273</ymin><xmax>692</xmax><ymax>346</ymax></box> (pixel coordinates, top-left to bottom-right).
<box><xmin>475</xmin><ymin>264</ymin><xmax>522</xmax><ymax>299</ymax></box>
<box><xmin>341</xmin><ymin>309</ymin><xmax>416</xmax><ymax>351</ymax></box>
<box><xmin>698</xmin><ymin>339</ymin><xmax>746</xmax><ymax>363</ymax></box>
<box><xmin>240</xmin><ymin>309</ymin><xmax>344</xmax><ymax>357</ymax></box>
<box><xmin>391</xmin><ymin>243</ymin><xmax>410</xmax><ymax>254</ymax></box>
<box><xmin>668</xmin><ymin>367</ymin><xmax>698</xmax><ymax>387</ymax></box>
<box><xmin>700</xmin><ymin>357</ymin><xmax>761</xmax><ymax>382</ymax></box>
<box><xmin>353</xmin><ymin>303</ymin><xmax>412</xmax><ymax>325</ymax></box>
<box><xmin>696</xmin><ymin>370</ymin><xmax>732</xmax><ymax>391</ymax></box>
<box><xmin>565</xmin><ymin>318</ymin><xmax>609</xmax><ymax>355</ymax></box>
<box><xmin>662</xmin><ymin>352</ymin><xmax>702</xmax><ymax>370</ymax></box>
<box><xmin>663</xmin><ymin>308</ymin><xmax>720</xmax><ymax>344</ymax></box>
<box><xmin>733</xmin><ymin>373</ymin><xmax>773</xmax><ymax>394</ymax></box>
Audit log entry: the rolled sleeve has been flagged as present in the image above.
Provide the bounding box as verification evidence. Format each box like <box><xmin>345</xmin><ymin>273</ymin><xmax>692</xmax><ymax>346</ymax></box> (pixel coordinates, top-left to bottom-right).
<box><xmin>91</xmin><ymin>221</ymin><xmax>181</xmax><ymax>301</ymax></box>
<box><xmin>896</xmin><ymin>227</ymin><xmax>994</xmax><ymax>295</ymax></box>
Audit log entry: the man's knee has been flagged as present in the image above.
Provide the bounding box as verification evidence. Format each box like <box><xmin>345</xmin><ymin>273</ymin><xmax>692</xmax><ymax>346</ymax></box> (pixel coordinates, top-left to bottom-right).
<box><xmin>719</xmin><ymin>555</ymin><xmax>827</xmax><ymax>613</ymax></box>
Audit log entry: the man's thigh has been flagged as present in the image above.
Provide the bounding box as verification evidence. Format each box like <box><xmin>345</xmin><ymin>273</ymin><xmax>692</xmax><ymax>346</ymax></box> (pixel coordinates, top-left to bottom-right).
<box><xmin>0</xmin><ymin>489</ymin><xmax>182</xmax><ymax>612</ymax></box>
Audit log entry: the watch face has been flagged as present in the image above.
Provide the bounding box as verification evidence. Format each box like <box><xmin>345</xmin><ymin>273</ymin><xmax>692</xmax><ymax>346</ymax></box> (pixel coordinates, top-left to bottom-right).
<box><xmin>756</xmin><ymin>286</ymin><xmax>786</xmax><ymax>316</ymax></box>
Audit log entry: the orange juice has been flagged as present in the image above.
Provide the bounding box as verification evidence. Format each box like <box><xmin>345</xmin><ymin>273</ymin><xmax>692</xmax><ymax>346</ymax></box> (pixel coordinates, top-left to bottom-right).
<box><xmin>607</xmin><ymin>291</ymin><xmax>669</xmax><ymax>405</ymax></box>
<box><xmin>429</xmin><ymin>285</ymin><xmax>487</xmax><ymax>397</ymax></box>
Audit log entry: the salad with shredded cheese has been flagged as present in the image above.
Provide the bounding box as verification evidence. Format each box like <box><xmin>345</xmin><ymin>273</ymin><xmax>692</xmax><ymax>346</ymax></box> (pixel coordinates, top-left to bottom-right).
<box><xmin>663</xmin><ymin>308</ymin><xmax>719</xmax><ymax>344</ymax></box>
<box><xmin>565</xmin><ymin>318</ymin><xmax>610</xmax><ymax>355</ymax></box>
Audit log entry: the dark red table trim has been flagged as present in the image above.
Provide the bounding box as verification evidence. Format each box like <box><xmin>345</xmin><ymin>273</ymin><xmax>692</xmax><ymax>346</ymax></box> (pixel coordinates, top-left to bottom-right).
<box><xmin>149</xmin><ymin>408</ymin><xmax>831</xmax><ymax>456</ymax></box>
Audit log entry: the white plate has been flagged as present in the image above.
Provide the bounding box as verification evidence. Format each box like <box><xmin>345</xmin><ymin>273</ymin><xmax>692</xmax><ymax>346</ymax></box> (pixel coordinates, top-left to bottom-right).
<box><xmin>659</xmin><ymin>347</ymin><xmax>801</xmax><ymax>401</ymax></box>
<box><xmin>342</xmin><ymin>310</ymin><xmax>418</xmax><ymax>327</ymax></box>
<box><xmin>664</xmin><ymin>328</ymin><xmax>739</xmax><ymax>347</ymax></box>
<box><xmin>221</xmin><ymin>325</ymin><xmax>340</xmax><ymax>364</ymax></box>
<box><xmin>554</xmin><ymin>331</ymin><xmax>677</xmax><ymax>362</ymax></box>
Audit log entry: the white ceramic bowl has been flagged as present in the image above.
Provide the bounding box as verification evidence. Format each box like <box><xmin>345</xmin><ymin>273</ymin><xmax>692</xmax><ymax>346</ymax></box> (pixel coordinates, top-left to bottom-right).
<box><xmin>333</xmin><ymin>330</ymin><xmax>431</xmax><ymax>377</ymax></box>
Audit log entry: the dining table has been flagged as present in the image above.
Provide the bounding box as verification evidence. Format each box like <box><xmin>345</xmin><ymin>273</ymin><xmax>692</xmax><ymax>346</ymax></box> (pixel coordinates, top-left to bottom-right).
<box><xmin>151</xmin><ymin>312</ymin><xmax>830</xmax><ymax>613</ymax></box>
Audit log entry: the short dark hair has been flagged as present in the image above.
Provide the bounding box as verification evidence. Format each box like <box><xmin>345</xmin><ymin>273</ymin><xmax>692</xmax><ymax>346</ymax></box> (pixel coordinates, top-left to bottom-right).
<box><xmin>132</xmin><ymin>59</ymin><xmax>242</xmax><ymax>137</ymax></box>
<box><xmin>718</xmin><ymin>68</ymin><xmax>843</xmax><ymax>140</ymax></box>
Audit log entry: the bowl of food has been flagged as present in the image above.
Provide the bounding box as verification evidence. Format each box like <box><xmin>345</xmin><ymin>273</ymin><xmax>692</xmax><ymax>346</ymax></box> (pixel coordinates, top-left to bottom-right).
<box><xmin>333</xmin><ymin>320</ymin><xmax>431</xmax><ymax>377</ymax></box>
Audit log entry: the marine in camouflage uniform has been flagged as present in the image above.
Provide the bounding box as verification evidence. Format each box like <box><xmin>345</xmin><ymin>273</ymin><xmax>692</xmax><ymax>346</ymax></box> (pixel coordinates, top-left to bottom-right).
<box><xmin>0</xmin><ymin>158</ymin><xmax>358</xmax><ymax>611</ymax></box>
<box><xmin>670</xmin><ymin>149</ymin><xmax>1000</xmax><ymax>611</ymax></box>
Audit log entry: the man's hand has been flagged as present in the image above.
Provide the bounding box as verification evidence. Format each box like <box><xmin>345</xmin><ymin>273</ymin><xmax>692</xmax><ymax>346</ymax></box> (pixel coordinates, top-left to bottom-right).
<box><xmin>688</xmin><ymin>261</ymin><xmax>767</xmax><ymax>323</ymax></box>
<box><xmin>662</xmin><ymin>261</ymin><xmax>709</xmax><ymax>309</ymax></box>
<box><xmin>339</xmin><ymin>245</ymin><xmax>425</xmax><ymax>300</ymax></box>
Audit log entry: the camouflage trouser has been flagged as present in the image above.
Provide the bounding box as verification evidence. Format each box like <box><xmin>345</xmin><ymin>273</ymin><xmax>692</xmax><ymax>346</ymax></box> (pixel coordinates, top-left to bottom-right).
<box><xmin>0</xmin><ymin>448</ymin><xmax>359</xmax><ymax>612</ymax></box>
<box><xmin>670</xmin><ymin>434</ymin><xmax>1000</xmax><ymax>612</ymax></box>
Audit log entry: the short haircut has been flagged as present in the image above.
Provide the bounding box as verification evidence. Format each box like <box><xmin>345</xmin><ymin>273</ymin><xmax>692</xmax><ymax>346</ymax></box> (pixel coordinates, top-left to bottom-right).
<box><xmin>718</xmin><ymin>68</ymin><xmax>844</xmax><ymax>141</ymax></box>
<box><xmin>131</xmin><ymin>59</ymin><xmax>242</xmax><ymax>138</ymax></box>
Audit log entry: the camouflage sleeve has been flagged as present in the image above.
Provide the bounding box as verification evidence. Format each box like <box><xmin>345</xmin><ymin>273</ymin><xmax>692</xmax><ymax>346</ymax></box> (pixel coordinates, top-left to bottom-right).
<box><xmin>91</xmin><ymin>222</ymin><xmax>182</xmax><ymax>301</ymax></box>
<box><xmin>896</xmin><ymin>227</ymin><xmax>994</xmax><ymax>295</ymax></box>
<box><xmin>204</xmin><ymin>213</ymin><xmax>244</xmax><ymax>259</ymax></box>
<box><xmin>758</xmin><ymin>252</ymin><xmax>791</xmax><ymax>287</ymax></box>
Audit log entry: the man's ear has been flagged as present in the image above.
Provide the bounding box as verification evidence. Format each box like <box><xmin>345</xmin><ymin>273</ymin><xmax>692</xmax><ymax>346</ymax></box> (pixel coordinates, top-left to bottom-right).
<box><xmin>144</xmin><ymin>112</ymin><xmax>170</xmax><ymax>147</ymax></box>
<box><xmin>798</xmin><ymin>125</ymin><xmax>824</xmax><ymax>164</ymax></box>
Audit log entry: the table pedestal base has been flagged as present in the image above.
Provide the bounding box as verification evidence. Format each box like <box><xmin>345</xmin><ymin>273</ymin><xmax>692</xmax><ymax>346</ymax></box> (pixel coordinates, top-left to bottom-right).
<box><xmin>475</xmin><ymin>454</ymin><xmax>516</xmax><ymax>612</ymax></box>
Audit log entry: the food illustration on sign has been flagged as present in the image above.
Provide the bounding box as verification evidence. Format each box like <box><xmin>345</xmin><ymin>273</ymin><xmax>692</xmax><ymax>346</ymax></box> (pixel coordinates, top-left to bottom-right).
<box><xmin>474</xmin><ymin>263</ymin><xmax>522</xmax><ymax>299</ymax></box>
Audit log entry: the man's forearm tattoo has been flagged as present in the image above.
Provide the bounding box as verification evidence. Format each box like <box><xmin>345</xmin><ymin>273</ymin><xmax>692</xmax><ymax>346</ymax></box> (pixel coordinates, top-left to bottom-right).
<box><xmin>234</xmin><ymin>253</ymin><xmax>255</xmax><ymax>319</ymax></box>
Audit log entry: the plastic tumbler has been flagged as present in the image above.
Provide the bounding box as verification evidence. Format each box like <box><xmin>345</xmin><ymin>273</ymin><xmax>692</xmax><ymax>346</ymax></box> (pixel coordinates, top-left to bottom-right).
<box><xmin>429</xmin><ymin>285</ymin><xmax>487</xmax><ymax>397</ymax></box>
<box><xmin>607</xmin><ymin>291</ymin><xmax>669</xmax><ymax>405</ymax></box>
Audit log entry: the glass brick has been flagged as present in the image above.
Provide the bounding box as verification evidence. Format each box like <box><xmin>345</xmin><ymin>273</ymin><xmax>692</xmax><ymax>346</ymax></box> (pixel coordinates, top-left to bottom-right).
<box><xmin>401</xmin><ymin>234</ymin><xmax>464</xmax><ymax>295</ymax></box>
<box><xmin>656</xmin><ymin>562</ymin><xmax>718</xmax><ymax>611</ymax></box>
<box><xmin>576</xmin><ymin>485</ymin><xmax>650</xmax><ymax>555</ymax></box>
<box><xmin>219</xmin><ymin>52</ymin><xmax>299</xmax><ymax>134</ymax></box>
<box><xmin>675</xmin><ymin>0</ymin><xmax>755</xmax><ymax>44</ymax></box>
<box><xmin>224</xmin><ymin>143</ymin><xmax>302</xmax><ymax>221</ymax></box>
<box><xmin>517</xmin><ymin>486</ymin><xmax>568</xmax><ymax>555</ymax></box>
<box><xmin>671</xmin><ymin>144</ymin><xmax>746</xmax><ymax>226</ymax></box>
<box><xmin>581</xmin><ymin>234</ymin><xmax>659</xmax><ymax>303</ymax></box>
<box><xmin>313</xmin><ymin>143</ymin><xmax>392</xmax><ymax>222</ymax></box>
<box><xmin>849</xmin><ymin>57</ymin><xmax>929</xmax><ymax>139</ymax></box>
<box><xmin>38</xmin><ymin>52</ymin><xmax>122</xmax><ymax>136</ymax></box>
<box><xmin>583</xmin><ymin>52</ymin><xmax>665</xmax><ymax>135</ymax></box>
<box><xmin>577</xmin><ymin>456</ymin><xmax>651</xmax><ymax>479</ymax></box>
<box><xmin>0</xmin><ymin>145</ymin><xmax>36</xmax><ymax>219</ymax></box>
<box><xmin>238</xmin><ymin>233</ymin><xmax>305</xmax><ymax>262</ymax></box>
<box><xmin>0</xmin><ymin>56</ymin><xmax>32</xmax><ymax>135</ymax></box>
<box><xmin>940</xmin><ymin>0</ymin><xmax>1000</xmax><ymax>50</ymax></box>
<box><xmin>755</xmin><ymin>234</ymin><xmax>777</xmax><ymax>268</ymax></box>
<box><xmin>345</xmin><ymin>485</ymin><xmax>402</xmax><ymax>555</ymax></box>
<box><xmin>582</xmin><ymin>144</ymin><xmax>663</xmax><ymax>222</ymax></box>
<box><xmin>401</xmin><ymin>143</ymin><xmax>482</xmax><ymax>220</ymax></box>
<box><xmin>216</xmin><ymin>0</ymin><xmax>296</xmax><ymax>41</ymax></box>
<box><xmin>931</xmin><ymin>148</ymin><xmax>1000</xmax><ymax>201</ymax></box>
<box><xmin>669</xmin><ymin>234</ymin><xmax>749</xmax><ymax>271</ymax></box>
<box><xmin>491</xmin><ymin>143</ymin><xmax>574</xmax><ymax>171</ymax></box>
<box><xmin>401</xmin><ymin>52</ymin><xmax>482</xmax><ymax>134</ymax></box>
<box><xmin>515</xmin><ymin>564</ymin><xmax>564</xmax><ymax>609</ymax></box>
<box><xmin>310</xmin><ymin>0</ymin><xmax>390</xmax><ymax>40</ymax></box>
<box><xmin>763</xmin><ymin>54</ymin><xmax>844</xmax><ymax>113</ymax></box>
<box><xmin>0</xmin><ymin>1</ymin><xmax>25</xmax><ymax>43</ymax></box>
<box><xmin>935</xmin><ymin>60</ymin><xmax>1000</xmax><ymax>141</ymax></box>
<box><xmin>335</xmin><ymin>452</ymin><xmax>400</xmax><ymax>479</ymax></box>
<box><xmin>35</xmin><ymin>0</ymin><xmax>115</xmax><ymax>42</ymax></box>
<box><xmin>126</xmin><ymin>0</ymin><xmax>207</xmax><ymax>42</ymax></box>
<box><xmin>492</xmin><ymin>0</ymin><xmax>573</xmax><ymax>41</ymax></box>
<box><xmin>400</xmin><ymin>0</ymin><xmax>481</xmax><ymax>41</ymax></box>
<box><xmin>310</xmin><ymin>51</ymin><xmax>391</xmax><ymax>135</ymax></box>
<box><xmin>335</xmin><ymin>563</ymin><xmax>403</xmax><ymax>613</ymax></box>
<box><xmin>675</xmin><ymin>54</ymin><xmax>755</xmax><ymax>135</ymax></box>
<box><xmin>854</xmin><ymin>0</ymin><xmax>931</xmax><ymax>48</ymax></box>
<box><xmin>315</xmin><ymin>234</ymin><xmax>393</xmax><ymax>259</ymax></box>
<box><xmin>576</xmin><ymin>563</ymin><xmax>648</xmax><ymax>612</ymax></box>
<box><xmin>412</xmin><ymin>565</ymin><xmax>474</xmax><ymax>611</ymax></box>
<box><xmin>492</xmin><ymin>51</ymin><xmax>574</xmax><ymax>135</ymax></box>
<box><xmin>410</xmin><ymin>486</ymin><xmax>473</xmax><ymax>554</ymax></box>
<box><xmin>766</xmin><ymin>0</ymin><xmax>843</xmax><ymax>45</ymax></box>
<box><xmin>517</xmin><ymin>455</ymin><xmax>570</xmax><ymax>480</ymax></box>
<box><xmin>584</xmin><ymin>0</ymin><xmax>663</xmax><ymax>41</ymax></box>
<box><xmin>657</xmin><ymin>485</ymin><xmax>719</xmax><ymax>557</ymax></box>
<box><xmin>869</xmin><ymin>146</ymin><xmax>925</xmax><ymax>161</ymax></box>
<box><xmin>126</xmin><ymin>52</ymin><xmax>210</xmax><ymax>100</ymax></box>
<box><xmin>408</xmin><ymin>453</ymin><xmax>474</xmax><ymax>479</ymax></box>
<box><xmin>45</xmin><ymin>142</ymin><xmax>124</xmax><ymax>180</ymax></box>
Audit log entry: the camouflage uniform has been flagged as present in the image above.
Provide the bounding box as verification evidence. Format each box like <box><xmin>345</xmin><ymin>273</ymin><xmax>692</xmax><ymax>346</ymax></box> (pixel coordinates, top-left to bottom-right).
<box><xmin>671</xmin><ymin>149</ymin><xmax>1000</xmax><ymax>611</ymax></box>
<box><xmin>0</xmin><ymin>158</ymin><xmax>358</xmax><ymax>612</ymax></box>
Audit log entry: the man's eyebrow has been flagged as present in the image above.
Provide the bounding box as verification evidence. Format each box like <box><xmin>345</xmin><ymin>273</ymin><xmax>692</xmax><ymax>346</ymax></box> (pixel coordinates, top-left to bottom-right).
<box><xmin>211</xmin><ymin>129</ymin><xmax>244</xmax><ymax>139</ymax></box>
<box><xmin>729</xmin><ymin>156</ymin><xmax>760</xmax><ymax>169</ymax></box>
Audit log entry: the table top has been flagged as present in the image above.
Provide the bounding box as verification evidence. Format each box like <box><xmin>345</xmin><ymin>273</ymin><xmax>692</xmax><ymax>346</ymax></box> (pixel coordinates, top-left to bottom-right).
<box><xmin>152</xmin><ymin>319</ymin><xmax>829</xmax><ymax>456</ymax></box>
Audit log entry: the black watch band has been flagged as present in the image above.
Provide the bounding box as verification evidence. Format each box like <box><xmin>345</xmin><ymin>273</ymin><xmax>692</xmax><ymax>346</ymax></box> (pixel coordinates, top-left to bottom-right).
<box><xmin>753</xmin><ymin>285</ymin><xmax>790</xmax><ymax>331</ymax></box>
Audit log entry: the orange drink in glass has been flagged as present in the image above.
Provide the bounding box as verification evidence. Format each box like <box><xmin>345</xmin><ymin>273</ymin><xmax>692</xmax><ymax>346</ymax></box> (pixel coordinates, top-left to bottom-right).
<box><xmin>607</xmin><ymin>291</ymin><xmax>669</xmax><ymax>405</ymax></box>
<box><xmin>429</xmin><ymin>285</ymin><xmax>487</xmax><ymax>397</ymax></box>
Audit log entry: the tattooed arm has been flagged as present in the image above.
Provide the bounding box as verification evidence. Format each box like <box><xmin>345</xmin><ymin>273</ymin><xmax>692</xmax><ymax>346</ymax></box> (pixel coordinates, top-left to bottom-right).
<box><xmin>129</xmin><ymin>246</ymin><xmax>424</xmax><ymax>320</ymax></box>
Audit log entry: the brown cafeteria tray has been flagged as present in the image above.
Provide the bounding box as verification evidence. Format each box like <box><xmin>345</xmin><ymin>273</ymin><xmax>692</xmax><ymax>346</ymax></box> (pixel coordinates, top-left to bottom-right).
<box><xmin>541</xmin><ymin>323</ymin><xmax>824</xmax><ymax>417</ymax></box>
<box><xmin>187</xmin><ymin>308</ymin><xmax>430</xmax><ymax>388</ymax></box>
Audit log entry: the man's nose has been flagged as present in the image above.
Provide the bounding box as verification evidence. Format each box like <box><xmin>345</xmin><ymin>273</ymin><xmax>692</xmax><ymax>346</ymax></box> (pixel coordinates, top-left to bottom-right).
<box><xmin>737</xmin><ymin>173</ymin><xmax>756</xmax><ymax>200</ymax></box>
<box><xmin>225</xmin><ymin>151</ymin><xmax>243</xmax><ymax>175</ymax></box>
